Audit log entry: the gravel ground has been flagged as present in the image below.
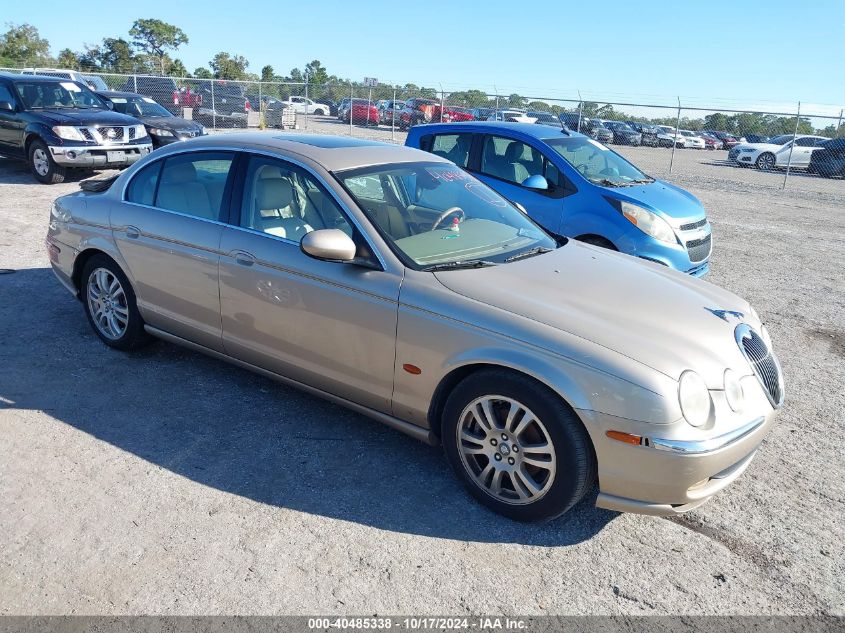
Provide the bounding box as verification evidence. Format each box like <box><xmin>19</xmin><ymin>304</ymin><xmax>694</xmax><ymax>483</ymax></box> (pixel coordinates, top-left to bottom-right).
<box><xmin>0</xmin><ymin>126</ymin><xmax>843</xmax><ymax>617</ymax></box>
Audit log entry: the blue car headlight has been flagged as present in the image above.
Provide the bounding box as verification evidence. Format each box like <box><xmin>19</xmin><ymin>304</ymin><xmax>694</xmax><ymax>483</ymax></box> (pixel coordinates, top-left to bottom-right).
<box><xmin>609</xmin><ymin>199</ymin><xmax>678</xmax><ymax>244</ymax></box>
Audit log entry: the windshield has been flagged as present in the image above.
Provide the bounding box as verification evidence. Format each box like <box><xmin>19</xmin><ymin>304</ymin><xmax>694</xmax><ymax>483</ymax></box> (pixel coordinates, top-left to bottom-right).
<box><xmin>108</xmin><ymin>95</ymin><xmax>171</xmax><ymax>118</ymax></box>
<box><xmin>84</xmin><ymin>76</ymin><xmax>108</xmax><ymax>91</ymax></box>
<box><xmin>546</xmin><ymin>136</ymin><xmax>651</xmax><ymax>186</ymax></box>
<box><xmin>338</xmin><ymin>162</ymin><xmax>557</xmax><ymax>268</ymax></box>
<box><xmin>15</xmin><ymin>80</ymin><xmax>106</xmax><ymax>110</ymax></box>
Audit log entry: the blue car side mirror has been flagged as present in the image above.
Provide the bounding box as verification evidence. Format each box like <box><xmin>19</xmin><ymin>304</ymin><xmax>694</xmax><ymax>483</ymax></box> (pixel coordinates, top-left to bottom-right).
<box><xmin>522</xmin><ymin>175</ymin><xmax>549</xmax><ymax>190</ymax></box>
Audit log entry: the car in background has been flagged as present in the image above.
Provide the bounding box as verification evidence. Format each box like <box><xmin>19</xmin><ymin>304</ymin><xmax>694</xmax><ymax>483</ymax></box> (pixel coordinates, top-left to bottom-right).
<box><xmin>603</xmin><ymin>121</ymin><xmax>642</xmax><ymax>146</ymax></box>
<box><xmin>626</xmin><ymin>122</ymin><xmax>660</xmax><ymax>147</ymax></box>
<box><xmin>470</xmin><ymin>107</ymin><xmax>494</xmax><ymax>120</ymax></box>
<box><xmin>195</xmin><ymin>81</ymin><xmax>251</xmax><ymax>128</ymax></box>
<box><xmin>378</xmin><ymin>99</ymin><xmax>405</xmax><ymax>125</ymax></box>
<box><xmin>399</xmin><ymin>98</ymin><xmax>440</xmax><ymax>129</ymax></box>
<box><xmin>697</xmin><ymin>132</ymin><xmax>724</xmax><ymax>150</ymax></box>
<box><xmin>47</xmin><ymin>132</ymin><xmax>782</xmax><ymax>522</ymax></box>
<box><xmin>343</xmin><ymin>98</ymin><xmax>379</xmax><ymax>125</ymax></box>
<box><xmin>488</xmin><ymin>110</ymin><xmax>537</xmax><ymax>123</ymax></box>
<box><xmin>96</xmin><ymin>91</ymin><xmax>206</xmax><ymax>148</ymax></box>
<box><xmin>560</xmin><ymin>114</ymin><xmax>615</xmax><ymax>143</ymax></box>
<box><xmin>743</xmin><ymin>134</ymin><xmax>770</xmax><ymax>144</ymax></box>
<box><xmin>529</xmin><ymin>111</ymin><xmax>563</xmax><ymax>128</ymax></box>
<box><xmin>679</xmin><ymin>130</ymin><xmax>706</xmax><ymax>150</ymax></box>
<box><xmin>21</xmin><ymin>67</ymin><xmax>109</xmax><ymax>91</ymax></box>
<box><xmin>337</xmin><ymin>98</ymin><xmax>351</xmax><ymax>121</ymax></box>
<box><xmin>120</xmin><ymin>75</ymin><xmax>201</xmax><ymax>115</ymax></box>
<box><xmin>808</xmin><ymin>138</ymin><xmax>845</xmax><ymax>178</ymax></box>
<box><xmin>406</xmin><ymin>122</ymin><xmax>712</xmax><ymax>276</ymax></box>
<box><xmin>657</xmin><ymin>126</ymin><xmax>685</xmax><ymax>148</ymax></box>
<box><xmin>0</xmin><ymin>73</ymin><xmax>151</xmax><ymax>183</ymax></box>
<box><xmin>705</xmin><ymin>131</ymin><xmax>740</xmax><ymax>149</ymax></box>
<box><xmin>315</xmin><ymin>99</ymin><xmax>338</xmax><ymax>116</ymax></box>
<box><xmin>728</xmin><ymin>134</ymin><xmax>829</xmax><ymax>170</ymax></box>
<box><xmin>280</xmin><ymin>96</ymin><xmax>330</xmax><ymax>116</ymax></box>
<box><xmin>441</xmin><ymin>106</ymin><xmax>475</xmax><ymax>122</ymax></box>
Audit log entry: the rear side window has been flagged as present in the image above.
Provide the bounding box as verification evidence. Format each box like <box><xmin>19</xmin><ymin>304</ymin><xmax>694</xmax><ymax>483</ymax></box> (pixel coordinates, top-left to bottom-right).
<box><xmin>156</xmin><ymin>153</ymin><xmax>235</xmax><ymax>220</ymax></box>
<box><xmin>429</xmin><ymin>133</ymin><xmax>473</xmax><ymax>167</ymax></box>
<box><xmin>126</xmin><ymin>161</ymin><xmax>163</xmax><ymax>206</ymax></box>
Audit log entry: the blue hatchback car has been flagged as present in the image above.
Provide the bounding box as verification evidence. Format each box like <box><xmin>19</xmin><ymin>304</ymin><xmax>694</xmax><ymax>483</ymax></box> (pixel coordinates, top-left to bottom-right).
<box><xmin>405</xmin><ymin>122</ymin><xmax>711</xmax><ymax>276</ymax></box>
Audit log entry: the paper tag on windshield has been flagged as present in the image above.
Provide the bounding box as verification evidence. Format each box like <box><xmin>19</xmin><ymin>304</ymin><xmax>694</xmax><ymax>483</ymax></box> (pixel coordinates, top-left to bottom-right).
<box><xmin>142</xmin><ymin>97</ymin><xmax>155</xmax><ymax>103</ymax></box>
<box><xmin>60</xmin><ymin>82</ymin><xmax>81</xmax><ymax>92</ymax></box>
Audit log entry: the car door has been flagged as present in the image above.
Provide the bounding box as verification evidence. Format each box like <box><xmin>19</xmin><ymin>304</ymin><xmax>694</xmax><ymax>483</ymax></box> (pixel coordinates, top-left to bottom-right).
<box><xmin>470</xmin><ymin>134</ymin><xmax>567</xmax><ymax>235</ymax></box>
<box><xmin>217</xmin><ymin>153</ymin><xmax>401</xmax><ymax>412</ymax></box>
<box><xmin>0</xmin><ymin>80</ymin><xmax>25</xmax><ymax>156</ymax></box>
<box><xmin>112</xmin><ymin>151</ymin><xmax>236</xmax><ymax>352</ymax></box>
<box><xmin>789</xmin><ymin>137</ymin><xmax>817</xmax><ymax>167</ymax></box>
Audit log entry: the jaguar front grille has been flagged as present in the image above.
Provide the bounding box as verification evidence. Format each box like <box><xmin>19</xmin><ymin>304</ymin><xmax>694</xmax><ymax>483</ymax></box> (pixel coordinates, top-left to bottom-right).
<box><xmin>735</xmin><ymin>325</ymin><xmax>783</xmax><ymax>408</ymax></box>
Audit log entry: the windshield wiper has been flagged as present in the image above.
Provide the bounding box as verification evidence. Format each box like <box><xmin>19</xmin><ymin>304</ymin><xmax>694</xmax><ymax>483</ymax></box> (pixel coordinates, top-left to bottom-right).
<box><xmin>504</xmin><ymin>246</ymin><xmax>554</xmax><ymax>262</ymax></box>
<box><xmin>422</xmin><ymin>259</ymin><xmax>498</xmax><ymax>272</ymax></box>
<box><xmin>592</xmin><ymin>178</ymin><xmax>630</xmax><ymax>187</ymax></box>
<box><xmin>628</xmin><ymin>178</ymin><xmax>655</xmax><ymax>184</ymax></box>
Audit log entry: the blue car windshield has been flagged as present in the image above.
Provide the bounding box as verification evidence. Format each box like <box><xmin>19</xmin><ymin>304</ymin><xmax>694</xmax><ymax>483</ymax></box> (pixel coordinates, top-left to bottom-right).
<box><xmin>546</xmin><ymin>137</ymin><xmax>652</xmax><ymax>187</ymax></box>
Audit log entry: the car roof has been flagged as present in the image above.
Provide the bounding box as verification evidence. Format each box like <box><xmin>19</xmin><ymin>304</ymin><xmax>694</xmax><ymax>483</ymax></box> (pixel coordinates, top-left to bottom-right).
<box><xmin>163</xmin><ymin>132</ymin><xmax>448</xmax><ymax>171</ymax></box>
<box><xmin>412</xmin><ymin>121</ymin><xmax>586</xmax><ymax>141</ymax></box>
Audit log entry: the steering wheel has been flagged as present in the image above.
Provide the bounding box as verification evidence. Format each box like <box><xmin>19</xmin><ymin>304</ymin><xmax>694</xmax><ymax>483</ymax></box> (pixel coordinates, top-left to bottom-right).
<box><xmin>431</xmin><ymin>207</ymin><xmax>465</xmax><ymax>231</ymax></box>
<box><xmin>576</xmin><ymin>164</ymin><xmax>590</xmax><ymax>177</ymax></box>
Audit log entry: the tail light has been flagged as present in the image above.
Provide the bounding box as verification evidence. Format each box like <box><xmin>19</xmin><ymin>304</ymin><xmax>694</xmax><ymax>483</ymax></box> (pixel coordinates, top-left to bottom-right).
<box><xmin>173</xmin><ymin>91</ymin><xmax>179</xmax><ymax>105</ymax></box>
<box><xmin>245</xmin><ymin>99</ymin><xmax>251</xmax><ymax>112</ymax></box>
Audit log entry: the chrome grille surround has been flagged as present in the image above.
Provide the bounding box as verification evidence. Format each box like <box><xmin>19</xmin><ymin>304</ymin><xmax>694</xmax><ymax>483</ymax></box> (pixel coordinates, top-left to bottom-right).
<box><xmin>735</xmin><ymin>324</ymin><xmax>784</xmax><ymax>408</ymax></box>
<box><xmin>74</xmin><ymin>126</ymin><xmax>138</xmax><ymax>145</ymax></box>
<box><xmin>680</xmin><ymin>218</ymin><xmax>707</xmax><ymax>231</ymax></box>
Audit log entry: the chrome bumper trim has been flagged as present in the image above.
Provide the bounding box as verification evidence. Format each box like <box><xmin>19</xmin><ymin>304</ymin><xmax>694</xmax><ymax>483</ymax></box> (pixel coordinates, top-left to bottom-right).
<box><xmin>650</xmin><ymin>416</ymin><xmax>766</xmax><ymax>455</ymax></box>
<box><xmin>49</xmin><ymin>143</ymin><xmax>153</xmax><ymax>166</ymax></box>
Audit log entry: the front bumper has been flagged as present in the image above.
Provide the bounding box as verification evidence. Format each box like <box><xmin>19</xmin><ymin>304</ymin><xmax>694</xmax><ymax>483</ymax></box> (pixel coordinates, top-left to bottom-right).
<box><xmin>581</xmin><ymin>405</ymin><xmax>777</xmax><ymax>516</ymax></box>
<box><xmin>49</xmin><ymin>143</ymin><xmax>152</xmax><ymax>167</ymax></box>
<box><xmin>615</xmin><ymin>223</ymin><xmax>712</xmax><ymax>277</ymax></box>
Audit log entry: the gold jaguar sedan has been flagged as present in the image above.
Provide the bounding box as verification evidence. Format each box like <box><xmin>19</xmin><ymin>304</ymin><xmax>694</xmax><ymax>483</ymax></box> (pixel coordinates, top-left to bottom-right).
<box><xmin>46</xmin><ymin>133</ymin><xmax>784</xmax><ymax>521</ymax></box>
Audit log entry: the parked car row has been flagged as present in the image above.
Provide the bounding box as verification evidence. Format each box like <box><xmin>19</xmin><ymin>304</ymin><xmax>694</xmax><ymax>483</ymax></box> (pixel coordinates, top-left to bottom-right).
<box><xmin>727</xmin><ymin>134</ymin><xmax>830</xmax><ymax>171</ymax></box>
<box><xmin>45</xmin><ymin>130</ymin><xmax>784</xmax><ymax>522</ymax></box>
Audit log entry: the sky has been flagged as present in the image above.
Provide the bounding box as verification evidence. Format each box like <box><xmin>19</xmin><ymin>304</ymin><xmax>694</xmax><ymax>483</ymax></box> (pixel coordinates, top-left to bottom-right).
<box><xmin>5</xmin><ymin>0</ymin><xmax>844</xmax><ymax>117</ymax></box>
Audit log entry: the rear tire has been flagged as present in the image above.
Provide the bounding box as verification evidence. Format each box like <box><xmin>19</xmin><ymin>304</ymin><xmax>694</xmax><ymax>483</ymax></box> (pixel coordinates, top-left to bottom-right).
<box><xmin>29</xmin><ymin>139</ymin><xmax>66</xmax><ymax>184</ymax></box>
<box><xmin>442</xmin><ymin>369</ymin><xmax>596</xmax><ymax>522</ymax></box>
<box><xmin>81</xmin><ymin>255</ymin><xmax>152</xmax><ymax>351</ymax></box>
<box><xmin>756</xmin><ymin>152</ymin><xmax>776</xmax><ymax>170</ymax></box>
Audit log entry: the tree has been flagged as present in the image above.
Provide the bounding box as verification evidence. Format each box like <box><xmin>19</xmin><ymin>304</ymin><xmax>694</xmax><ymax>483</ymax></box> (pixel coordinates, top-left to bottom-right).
<box><xmin>261</xmin><ymin>65</ymin><xmax>275</xmax><ymax>82</ymax></box>
<box><xmin>0</xmin><ymin>23</ymin><xmax>51</xmax><ymax>65</ymax></box>
<box><xmin>288</xmin><ymin>67</ymin><xmax>304</xmax><ymax>83</ymax></box>
<box><xmin>56</xmin><ymin>49</ymin><xmax>80</xmax><ymax>69</ymax></box>
<box><xmin>80</xmin><ymin>38</ymin><xmax>138</xmax><ymax>72</ymax></box>
<box><xmin>129</xmin><ymin>18</ymin><xmax>188</xmax><ymax>75</ymax></box>
<box><xmin>193</xmin><ymin>67</ymin><xmax>212</xmax><ymax>79</ymax></box>
<box><xmin>168</xmin><ymin>58</ymin><xmax>188</xmax><ymax>77</ymax></box>
<box><xmin>303</xmin><ymin>60</ymin><xmax>329</xmax><ymax>84</ymax></box>
<box><xmin>209</xmin><ymin>52</ymin><xmax>249</xmax><ymax>80</ymax></box>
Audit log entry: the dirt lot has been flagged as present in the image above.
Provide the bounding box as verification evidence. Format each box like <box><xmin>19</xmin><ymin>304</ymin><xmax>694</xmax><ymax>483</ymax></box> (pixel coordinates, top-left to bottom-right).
<box><xmin>0</xmin><ymin>123</ymin><xmax>843</xmax><ymax>616</ymax></box>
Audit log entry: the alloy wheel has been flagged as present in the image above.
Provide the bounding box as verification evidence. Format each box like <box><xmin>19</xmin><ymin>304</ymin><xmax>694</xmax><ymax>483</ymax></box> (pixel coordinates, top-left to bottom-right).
<box><xmin>456</xmin><ymin>395</ymin><xmax>556</xmax><ymax>505</ymax></box>
<box><xmin>87</xmin><ymin>268</ymin><xmax>129</xmax><ymax>340</ymax></box>
<box><xmin>32</xmin><ymin>148</ymin><xmax>50</xmax><ymax>176</ymax></box>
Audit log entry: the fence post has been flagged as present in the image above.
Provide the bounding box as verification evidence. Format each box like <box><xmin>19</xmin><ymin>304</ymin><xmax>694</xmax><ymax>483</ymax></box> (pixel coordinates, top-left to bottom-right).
<box><xmin>440</xmin><ymin>83</ymin><xmax>445</xmax><ymax>123</ymax></box>
<box><xmin>133</xmin><ymin>74</ymin><xmax>137</xmax><ymax>92</ymax></box>
<box><xmin>258</xmin><ymin>81</ymin><xmax>262</xmax><ymax>129</ymax></box>
<box><xmin>211</xmin><ymin>80</ymin><xmax>216</xmax><ymax>129</ymax></box>
<box><xmin>669</xmin><ymin>97</ymin><xmax>681</xmax><ymax>173</ymax></box>
<box><xmin>576</xmin><ymin>90</ymin><xmax>583</xmax><ymax>132</ymax></box>
<box><xmin>305</xmin><ymin>82</ymin><xmax>309</xmax><ymax>130</ymax></box>
<box><xmin>349</xmin><ymin>81</ymin><xmax>354</xmax><ymax>136</ymax></box>
<box><xmin>837</xmin><ymin>109</ymin><xmax>843</xmax><ymax>136</ymax></box>
<box><xmin>783</xmin><ymin>101</ymin><xmax>801</xmax><ymax>190</ymax></box>
<box><xmin>392</xmin><ymin>87</ymin><xmax>396</xmax><ymax>143</ymax></box>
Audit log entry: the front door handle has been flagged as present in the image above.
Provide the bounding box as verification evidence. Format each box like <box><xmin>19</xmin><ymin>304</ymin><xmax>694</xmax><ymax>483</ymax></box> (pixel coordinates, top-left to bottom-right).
<box><xmin>232</xmin><ymin>251</ymin><xmax>256</xmax><ymax>267</ymax></box>
<box><xmin>125</xmin><ymin>226</ymin><xmax>140</xmax><ymax>239</ymax></box>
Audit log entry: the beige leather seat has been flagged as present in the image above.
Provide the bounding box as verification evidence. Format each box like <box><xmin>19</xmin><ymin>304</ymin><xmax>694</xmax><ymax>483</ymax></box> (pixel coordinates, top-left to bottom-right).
<box><xmin>254</xmin><ymin>178</ymin><xmax>312</xmax><ymax>241</ymax></box>
<box><xmin>157</xmin><ymin>162</ymin><xmax>214</xmax><ymax>219</ymax></box>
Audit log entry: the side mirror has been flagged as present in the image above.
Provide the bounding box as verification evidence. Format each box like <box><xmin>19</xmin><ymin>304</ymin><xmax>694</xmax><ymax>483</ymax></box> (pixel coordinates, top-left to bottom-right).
<box><xmin>522</xmin><ymin>174</ymin><xmax>549</xmax><ymax>191</ymax></box>
<box><xmin>300</xmin><ymin>229</ymin><xmax>357</xmax><ymax>262</ymax></box>
<box><xmin>0</xmin><ymin>101</ymin><xmax>15</xmax><ymax>112</ymax></box>
<box><xmin>513</xmin><ymin>202</ymin><xmax>528</xmax><ymax>214</ymax></box>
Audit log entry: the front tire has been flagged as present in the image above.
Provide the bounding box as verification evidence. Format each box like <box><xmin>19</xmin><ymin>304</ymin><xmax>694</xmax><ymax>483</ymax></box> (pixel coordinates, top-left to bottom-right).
<box><xmin>29</xmin><ymin>139</ymin><xmax>66</xmax><ymax>184</ymax></box>
<box><xmin>756</xmin><ymin>152</ymin><xmax>776</xmax><ymax>170</ymax></box>
<box><xmin>82</xmin><ymin>255</ymin><xmax>151</xmax><ymax>351</ymax></box>
<box><xmin>442</xmin><ymin>369</ymin><xmax>596</xmax><ymax>522</ymax></box>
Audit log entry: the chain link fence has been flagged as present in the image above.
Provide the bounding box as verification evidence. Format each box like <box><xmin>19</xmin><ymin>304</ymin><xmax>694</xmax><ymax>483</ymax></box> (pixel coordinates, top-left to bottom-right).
<box><xmin>3</xmin><ymin>66</ymin><xmax>843</xmax><ymax>187</ymax></box>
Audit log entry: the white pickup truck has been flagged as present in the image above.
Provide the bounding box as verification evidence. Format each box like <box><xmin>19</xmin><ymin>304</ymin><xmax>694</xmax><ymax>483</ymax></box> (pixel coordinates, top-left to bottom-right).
<box><xmin>281</xmin><ymin>96</ymin><xmax>329</xmax><ymax>116</ymax></box>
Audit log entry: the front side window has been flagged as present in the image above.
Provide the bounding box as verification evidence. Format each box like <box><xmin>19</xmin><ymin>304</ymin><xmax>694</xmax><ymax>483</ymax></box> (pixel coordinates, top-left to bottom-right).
<box><xmin>338</xmin><ymin>162</ymin><xmax>555</xmax><ymax>268</ymax></box>
<box><xmin>0</xmin><ymin>82</ymin><xmax>15</xmax><ymax>105</ymax></box>
<box><xmin>155</xmin><ymin>152</ymin><xmax>235</xmax><ymax>220</ymax></box>
<box><xmin>546</xmin><ymin>136</ymin><xmax>651</xmax><ymax>187</ymax></box>
<box><xmin>240</xmin><ymin>156</ymin><xmax>352</xmax><ymax>243</ymax></box>
<box><xmin>430</xmin><ymin>133</ymin><xmax>473</xmax><ymax>167</ymax></box>
<box><xmin>480</xmin><ymin>136</ymin><xmax>544</xmax><ymax>185</ymax></box>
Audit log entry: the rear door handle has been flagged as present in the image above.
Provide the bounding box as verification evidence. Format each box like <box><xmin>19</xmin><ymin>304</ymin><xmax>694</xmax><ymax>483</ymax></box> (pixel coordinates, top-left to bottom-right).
<box><xmin>125</xmin><ymin>226</ymin><xmax>140</xmax><ymax>239</ymax></box>
<box><xmin>232</xmin><ymin>251</ymin><xmax>256</xmax><ymax>267</ymax></box>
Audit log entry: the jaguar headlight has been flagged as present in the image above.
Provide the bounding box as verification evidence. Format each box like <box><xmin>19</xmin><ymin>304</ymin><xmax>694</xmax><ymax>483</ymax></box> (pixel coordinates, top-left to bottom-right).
<box><xmin>678</xmin><ymin>370</ymin><xmax>712</xmax><ymax>427</ymax></box>
<box><xmin>615</xmin><ymin>200</ymin><xmax>677</xmax><ymax>244</ymax></box>
<box><xmin>723</xmin><ymin>369</ymin><xmax>745</xmax><ymax>413</ymax></box>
